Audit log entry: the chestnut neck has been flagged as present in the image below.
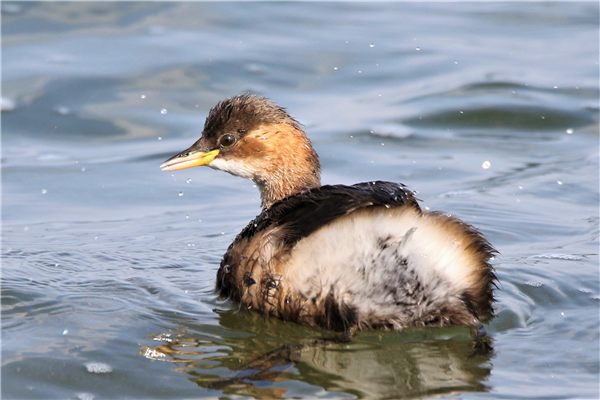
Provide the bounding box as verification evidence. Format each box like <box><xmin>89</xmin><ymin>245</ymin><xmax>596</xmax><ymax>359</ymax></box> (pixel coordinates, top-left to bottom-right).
<box><xmin>253</xmin><ymin>126</ymin><xmax>321</xmax><ymax>209</ymax></box>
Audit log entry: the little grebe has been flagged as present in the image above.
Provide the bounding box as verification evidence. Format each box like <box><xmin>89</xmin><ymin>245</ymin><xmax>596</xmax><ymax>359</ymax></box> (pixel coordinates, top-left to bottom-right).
<box><xmin>161</xmin><ymin>94</ymin><xmax>496</xmax><ymax>333</ymax></box>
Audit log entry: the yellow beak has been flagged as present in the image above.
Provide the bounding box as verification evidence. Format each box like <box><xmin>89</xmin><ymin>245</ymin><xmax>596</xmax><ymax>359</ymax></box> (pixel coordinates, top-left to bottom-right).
<box><xmin>160</xmin><ymin>149</ymin><xmax>220</xmax><ymax>171</ymax></box>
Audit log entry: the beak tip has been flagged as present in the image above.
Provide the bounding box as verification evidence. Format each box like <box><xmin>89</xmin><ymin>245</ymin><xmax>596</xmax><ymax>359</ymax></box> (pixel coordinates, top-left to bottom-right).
<box><xmin>159</xmin><ymin>149</ymin><xmax>219</xmax><ymax>172</ymax></box>
<box><xmin>159</xmin><ymin>161</ymin><xmax>172</xmax><ymax>171</ymax></box>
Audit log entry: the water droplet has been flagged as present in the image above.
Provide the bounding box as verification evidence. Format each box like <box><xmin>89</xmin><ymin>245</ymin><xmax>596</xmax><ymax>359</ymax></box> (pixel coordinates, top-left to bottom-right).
<box><xmin>541</xmin><ymin>116</ymin><xmax>545</xmax><ymax>119</ymax></box>
<box><xmin>158</xmin><ymin>137</ymin><xmax>162</xmax><ymax>140</ymax></box>
<box><xmin>566</xmin><ymin>128</ymin><xmax>573</xmax><ymax>134</ymax></box>
<box><xmin>63</xmin><ymin>329</ymin><xmax>68</xmax><ymax>335</ymax></box>
<box><xmin>41</xmin><ymin>189</ymin><xmax>47</xmax><ymax>194</ymax></box>
<box><xmin>369</xmin><ymin>43</ymin><xmax>374</xmax><ymax>48</ymax></box>
<box><xmin>186</xmin><ymin>178</ymin><xmax>192</xmax><ymax>183</ymax></box>
<box><xmin>81</xmin><ymin>167</ymin><xmax>85</xmax><ymax>172</ymax></box>
<box><xmin>160</xmin><ymin>108</ymin><xmax>168</xmax><ymax>115</ymax></box>
<box><xmin>358</xmin><ymin>70</ymin><xmax>362</xmax><ymax>74</ymax></box>
<box><xmin>185</xmin><ymin>215</ymin><xmax>189</xmax><ymax>219</ymax></box>
<box><xmin>553</xmin><ymin>86</ymin><xmax>558</xmax><ymax>89</ymax></box>
<box><xmin>179</xmin><ymin>191</ymin><xmax>184</xmax><ymax>196</ymax></box>
<box><xmin>557</xmin><ymin>180</ymin><xmax>563</xmax><ymax>185</ymax></box>
<box><xmin>141</xmin><ymin>94</ymin><xmax>146</xmax><ymax>99</ymax></box>
<box><xmin>482</xmin><ymin>161</ymin><xmax>491</xmax><ymax>169</ymax></box>
<box><xmin>1</xmin><ymin>97</ymin><xmax>16</xmax><ymax>112</ymax></box>
<box><xmin>334</xmin><ymin>67</ymin><xmax>338</xmax><ymax>70</ymax></box>
<box><xmin>415</xmin><ymin>47</ymin><xmax>420</xmax><ymax>51</ymax></box>
<box><xmin>198</xmin><ymin>219</ymin><xmax>201</xmax><ymax>222</ymax></box>
<box><xmin>55</xmin><ymin>106</ymin><xmax>71</xmax><ymax>115</ymax></box>
<box><xmin>221</xmin><ymin>232</ymin><xmax>225</xmax><ymax>235</ymax></box>
<box><xmin>23</xmin><ymin>226</ymin><xmax>29</xmax><ymax>231</ymax></box>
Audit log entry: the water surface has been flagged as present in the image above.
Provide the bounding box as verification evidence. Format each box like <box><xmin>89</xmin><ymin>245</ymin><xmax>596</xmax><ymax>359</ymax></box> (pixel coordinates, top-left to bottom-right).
<box><xmin>2</xmin><ymin>2</ymin><xmax>599</xmax><ymax>399</ymax></box>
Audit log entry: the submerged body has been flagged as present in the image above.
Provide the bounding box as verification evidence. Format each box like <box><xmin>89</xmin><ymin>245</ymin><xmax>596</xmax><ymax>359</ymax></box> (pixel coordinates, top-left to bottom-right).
<box><xmin>161</xmin><ymin>94</ymin><xmax>496</xmax><ymax>332</ymax></box>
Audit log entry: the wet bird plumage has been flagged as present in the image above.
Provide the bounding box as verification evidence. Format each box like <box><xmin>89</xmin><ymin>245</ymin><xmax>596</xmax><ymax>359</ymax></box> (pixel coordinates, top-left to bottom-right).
<box><xmin>161</xmin><ymin>94</ymin><xmax>496</xmax><ymax>332</ymax></box>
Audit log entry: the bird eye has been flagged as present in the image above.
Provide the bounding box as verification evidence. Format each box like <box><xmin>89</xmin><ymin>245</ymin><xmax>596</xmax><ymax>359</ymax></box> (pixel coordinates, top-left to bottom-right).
<box><xmin>218</xmin><ymin>134</ymin><xmax>237</xmax><ymax>148</ymax></box>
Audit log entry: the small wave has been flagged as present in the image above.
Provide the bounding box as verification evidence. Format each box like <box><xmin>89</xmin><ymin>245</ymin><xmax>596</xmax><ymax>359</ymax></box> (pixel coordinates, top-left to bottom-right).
<box><xmin>440</xmin><ymin>190</ymin><xmax>473</xmax><ymax>198</ymax></box>
<box><xmin>531</xmin><ymin>254</ymin><xmax>582</xmax><ymax>261</ymax></box>
<box><xmin>369</xmin><ymin>124</ymin><xmax>413</xmax><ymax>139</ymax></box>
<box><xmin>524</xmin><ymin>281</ymin><xmax>543</xmax><ymax>287</ymax></box>
<box><xmin>85</xmin><ymin>362</ymin><xmax>113</xmax><ymax>374</ymax></box>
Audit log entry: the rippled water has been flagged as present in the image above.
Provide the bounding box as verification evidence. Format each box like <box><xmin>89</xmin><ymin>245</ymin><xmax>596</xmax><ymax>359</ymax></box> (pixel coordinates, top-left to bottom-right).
<box><xmin>2</xmin><ymin>2</ymin><xmax>599</xmax><ymax>399</ymax></box>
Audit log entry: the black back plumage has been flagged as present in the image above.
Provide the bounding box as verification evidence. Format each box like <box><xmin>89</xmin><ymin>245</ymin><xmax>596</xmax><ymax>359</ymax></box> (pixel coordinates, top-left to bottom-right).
<box><xmin>233</xmin><ymin>181</ymin><xmax>420</xmax><ymax>251</ymax></box>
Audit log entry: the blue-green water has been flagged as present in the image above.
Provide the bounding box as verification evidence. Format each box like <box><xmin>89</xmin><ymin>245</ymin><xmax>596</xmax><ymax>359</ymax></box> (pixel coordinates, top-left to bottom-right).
<box><xmin>2</xmin><ymin>2</ymin><xmax>598</xmax><ymax>399</ymax></box>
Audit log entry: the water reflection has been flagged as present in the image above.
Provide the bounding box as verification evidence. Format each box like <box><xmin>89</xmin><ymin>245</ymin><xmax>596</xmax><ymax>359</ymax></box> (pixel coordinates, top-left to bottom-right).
<box><xmin>141</xmin><ymin>310</ymin><xmax>494</xmax><ymax>399</ymax></box>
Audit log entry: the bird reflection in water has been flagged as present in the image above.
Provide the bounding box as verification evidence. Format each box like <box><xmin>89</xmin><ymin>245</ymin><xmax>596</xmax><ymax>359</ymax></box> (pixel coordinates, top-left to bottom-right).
<box><xmin>140</xmin><ymin>311</ymin><xmax>493</xmax><ymax>399</ymax></box>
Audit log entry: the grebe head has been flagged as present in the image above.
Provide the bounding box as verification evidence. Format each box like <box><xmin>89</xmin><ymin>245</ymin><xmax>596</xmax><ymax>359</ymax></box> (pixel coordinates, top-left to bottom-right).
<box><xmin>160</xmin><ymin>94</ymin><xmax>321</xmax><ymax>208</ymax></box>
